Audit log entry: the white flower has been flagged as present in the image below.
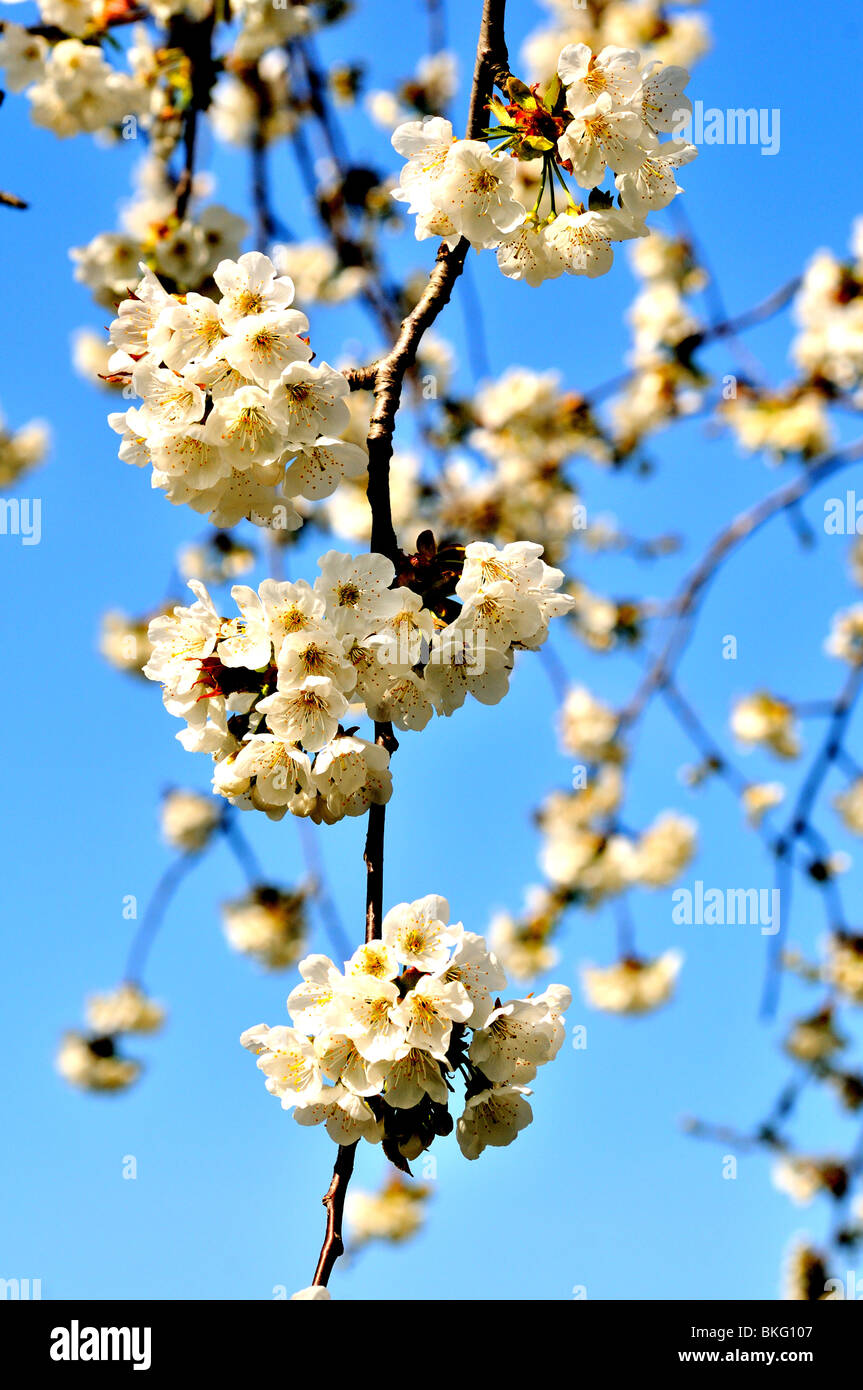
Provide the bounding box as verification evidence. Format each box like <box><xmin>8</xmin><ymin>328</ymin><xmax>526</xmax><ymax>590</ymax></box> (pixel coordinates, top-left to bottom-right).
<box><xmin>277</xmin><ymin>627</ymin><xmax>356</xmax><ymax>693</ymax></box>
<box><xmin>143</xmin><ymin>581</ymin><xmax>221</xmax><ymax>700</ymax></box>
<box><xmin>160</xmin><ymin>788</ymin><xmax>221</xmax><ymax>852</ymax></box>
<box><xmin>457</xmin><ymin>1085</ymin><xmax>533</xmax><ymax>1160</ymax></box>
<box><xmin>379</xmin><ymin>1046</ymin><xmax>451</xmax><ymax>1108</ymax></box>
<box><xmin>560</xmin><ymin>685</ymin><xmax>619</xmax><ymax>760</ymax></box>
<box><xmin>0</xmin><ymin>23</ymin><xmax>47</xmax><ymax>93</ymax></box>
<box><xmin>581</xmin><ymin>952</ymin><xmax>683</xmax><ymax>1014</ymax></box>
<box><xmin>454</xmin><ymin>580</ymin><xmax>542</xmax><ymax>647</ymax></box>
<box><xmin>216</xmin><ymin>585</ymin><xmax>273</xmax><ymax>669</ymax></box>
<box><xmin>258</xmin><ymin>578</ymin><xmax>326</xmax><ymax>649</ymax></box>
<box><xmin>246</xmin><ymin>1023</ymin><xmax>329</xmax><ymax>1108</ymax></box>
<box><xmin>172</xmin><ymin>466</ymin><xmax>296</xmax><ymax>531</ymax></box>
<box><xmin>337</xmin><ymin>977</ymin><xmax>403</xmax><ymax>1063</ymax></box>
<box><xmin>133</xmin><ymin>363</ymin><xmax>206</xmax><ymax>432</ymax></box>
<box><xmin>731</xmin><ymin>692</ymin><xmax>800</xmax><ymax>758</ymax></box>
<box><xmin>435</xmin><ymin>931</ymin><xmax>507</xmax><ymax>1028</ymax></box>
<box><xmin>771</xmin><ymin>1157</ymin><xmax>829</xmax><ymax>1208</ymax></box>
<box><xmin>345</xmin><ymin>941</ymin><xmax>399</xmax><ymax>983</ymax></box>
<box><xmin>85</xmin><ymin>983</ymin><xmax>165</xmax><ymax>1036</ymax></box>
<box><xmin>834</xmin><ymin>779</ymin><xmax>863</xmax><ymax>835</ymax></box>
<box><xmin>545</xmin><ymin>207</ymin><xmax>647</xmax><ymax>278</ymax></box>
<box><xmin>56</xmin><ymin>1033</ymin><xmax>141</xmax><ymax>1093</ymax></box>
<box><xmin>631</xmin><ymin>812</ymin><xmax>696</xmax><ymax>887</ymax></box>
<box><xmin>389</xmin><ymin>975</ymin><xmax>472</xmax><ymax>1055</ymax></box>
<box><xmin>214</xmin><ymin>251</ymin><xmax>297</xmax><ymax>329</ymax></box>
<box><xmin>203</xmin><ymin>385</ymin><xmax>285</xmax><ymax>471</ymax></box>
<box><xmin>219</xmin><ymin>309</ymin><xmax>312</xmax><ymax>385</ymax></box>
<box><xmin>469</xmin><ymin>998</ymin><xmax>556</xmax><ymax>1083</ymax></box>
<box><xmin>366</xmin><ymin>670</ymin><xmax>435</xmax><ymax>732</ymax></box>
<box><xmin>315</xmin><ymin>1031</ymin><xmax>386</xmax><ymax>1097</ymax></box>
<box><xmin>637</xmin><ymin>61</ymin><xmax>692</xmax><ymax>133</ymax></box>
<box><xmin>161</xmin><ymin>293</ymin><xmax>226</xmax><ymax>370</ymax></box>
<box><xmin>424</xmin><ymin>632</ymin><xmax>511</xmax><ymax>715</ymax></box>
<box><xmin>290</xmin><ymin>1286</ymin><xmax>331</xmax><ymax>1301</ymax></box>
<box><xmin>314</xmin><ymin>551</ymin><xmax>402</xmax><ymax>632</ymax></box>
<box><xmin>284</xmin><ymin>437</ymin><xmax>368</xmax><ymax>502</ymax></box>
<box><xmin>148</xmin><ymin>428</ymin><xmax>232</xmax><ymax>492</ymax></box>
<box><xmin>557</xmin><ymin>43</ymin><xmax>642</xmax><ymax>112</ymax></box>
<box><xmin>391</xmin><ymin>115</ymin><xmax>456</xmax><ymax>215</ymax></box>
<box><xmin>257</xmin><ymin>677</ymin><xmax>349</xmax><ymax>753</ymax></box>
<box><xmin>371</xmin><ymin>588</ymin><xmax>435</xmax><ymax>668</ymax></box>
<box><xmin>615</xmin><ymin>135</ymin><xmax>697</xmax><ymax>214</ymax></box>
<box><xmin>222</xmin><ymin>886</ymin><xmax>307</xmax><ymax>968</ymax></box>
<box><xmin>826</xmin><ymin>606</ymin><xmax>863</xmax><ymax>666</ymax></box>
<box><xmin>431</xmin><ymin>141</ymin><xmax>526</xmax><ymax>250</ymax></box>
<box><xmin>294</xmin><ymin>1087</ymin><xmax>383</xmax><ymax>1145</ymax></box>
<box><xmin>496</xmin><ymin>219</ymin><xmax>566</xmax><ymax>286</ymax></box>
<box><xmin>267</xmin><ymin>360</ymin><xmax>351</xmax><ymax>446</ymax></box>
<box><xmin>312</xmin><ymin>736</ymin><xmax>393</xmax><ymax>819</ymax></box>
<box><xmin>557</xmin><ymin>91</ymin><xmax>644</xmax><ymax>187</ymax></box>
<box><xmin>533</xmin><ymin>983</ymin><xmax>572</xmax><ymax>1059</ymax></box>
<box><xmin>108</xmin><ymin>407</ymin><xmax>150</xmax><ymax>470</ymax></box>
<box><xmin>346</xmin><ymin>1178</ymin><xmax>429</xmax><ymax>1245</ymax></box>
<box><xmin>742</xmin><ymin>782</ymin><xmax>786</xmax><ymax>827</ymax></box>
<box><xmin>382</xmin><ymin>894</ymin><xmax>461</xmax><ymax>971</ymax></box>
<box><xmin>214</xmin><ymin>737</ymin><xmax>314</xmax><ymax>818</ymax></box>
<box><xmin>287</xmin><ymin>954</ymin><xmax>346</xmax><ymax>1034</ymax></box>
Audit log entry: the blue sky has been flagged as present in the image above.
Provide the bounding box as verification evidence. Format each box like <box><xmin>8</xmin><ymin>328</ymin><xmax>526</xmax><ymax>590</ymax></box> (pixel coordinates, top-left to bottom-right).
<box><xmin>3</xmin><ymin>0</ymin><xmax>863</xmax><ymax>1300</ymax></box>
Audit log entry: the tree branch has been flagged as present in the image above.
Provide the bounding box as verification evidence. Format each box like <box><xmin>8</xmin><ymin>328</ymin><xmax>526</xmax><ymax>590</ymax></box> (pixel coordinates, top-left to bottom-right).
<box><xmin>311</xmin><ymin>1141</ymin><xmax>357</xmax><ymax>1287</ymax></box>
<box><xmin>308</xmin><ymin>0</ymin><xmax>510</xmax><ymax>1293</ymax></box>
<box><xmin>620</xmin><ymin>436</ymin><xmax>863</xmax><ymax>732</ymax></box>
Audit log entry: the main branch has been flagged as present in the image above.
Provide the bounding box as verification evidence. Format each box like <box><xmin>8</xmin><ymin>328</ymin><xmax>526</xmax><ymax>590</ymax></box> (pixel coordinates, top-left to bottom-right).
<box><xmin>308</xmin><ymin>0</ymin><xmax>509</xmax><ymax>1292</ymax></box>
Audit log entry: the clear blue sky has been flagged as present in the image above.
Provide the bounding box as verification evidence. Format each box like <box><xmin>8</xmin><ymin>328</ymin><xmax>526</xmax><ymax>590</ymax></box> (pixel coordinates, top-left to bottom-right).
<box><xmin>3</xmin><ymin>0</ymin><xmax>863</xmax><ymax>1300</ymax></box>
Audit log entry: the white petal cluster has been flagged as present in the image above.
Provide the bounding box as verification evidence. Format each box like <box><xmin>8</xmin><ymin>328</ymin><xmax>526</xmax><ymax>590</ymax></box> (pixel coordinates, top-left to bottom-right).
<box><xmin>0</xmin><ymin>25</ymin><xmax>150</xmax><ymax>138</ymax></box>
<box><xmin>390</xmin><ymin>43</ymin><xmax>695</xmax><ymax>285</ymax></box>
<box><xmin>538</xmin><ymin>780</ymin><xmax>695</xmax><ymax>907</ymax></box>
<box><xmin>57</xmin><ymin>981</ymin><xmax>165</xmax><ymax>1093</ymax></box>
<box><xmin>793</xmin><ymin>224</ymin><xmax>863</xmax><ymax>394</ymax></box>
<box><xmin>0</xmin><ymin>410</ymin><xmax>49</xmax><ymax>490</ymax></box>
<box><xmin>523</xmin><ymin>0</ymin><xmax>710</xmax><ymax>90</ymax></box>
<box><xmin>346</xmin><ymin>1177</ymin><xmax>430</xmax><ymax>1246</ymax></box>
<box><xmin>56</xmin><ymin>1033</ymin><xmax>142</xmax><ymax>1093</ymax></box>
<box><xmin>222</xmin><ymin>885</ymin><xmax>308</xmax><ymax>970</ymax></box>
<box><xmin>72</xmin><ymin>155</ymin><xmax>249</xmax><ymax>306</ymax></box>
<box><xmin>85</xmin><ymin>983</ymin><xmax>166</xmax><ymax>1036</ymax></box>
<box><xmin>241</xmin><ymin>895</ymin><xmax>570</xmax><ymax>1166</ymax></box>
<box><xmin>142</xmin><ymin>543</ymin><xmax>573</xmax><ymax>812</ymax></box>
<box><xmin>731</xmin><ymin>692</ymin><xmax>800</xmax><ymax>759</ymax></box>
<box><xmin>106</xmin><ymin>254</ymin><xmax>367</xmax><ymax>529</ymax></box>
<box><xmin>581</xmin><ymin>951</ymin><xmax>683</xmax><ymax>1014</ymax></box>
<box><xmin>825</xmin><ymin>606</ymin><xmax>863</xmax><ymax>667</ymax></box>
<box><xmin>160</xmin><ymin>788</ymin><xmax>222</xmax><ymax>853</ymax></box>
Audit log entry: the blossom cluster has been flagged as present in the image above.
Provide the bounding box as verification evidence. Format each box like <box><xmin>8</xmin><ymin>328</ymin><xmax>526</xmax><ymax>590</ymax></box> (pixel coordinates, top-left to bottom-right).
<box><xmin>523</xmin><ymin>0</ymin><xmax>710</xmax><ymax>88</ymax></box>
<box><xmin>142</xmin><ymin>542</ymin><xmax>573</xmax><ymax>820</ymax></box>
<box><xmin>487</xmin><ymin>682</ymin><xmax>696</xmax><ymax>998</ymax></box>
<box><xmin>793</xmin><ymin>220</ymin><xmax>863</xmax><ymax>396</ymax></box>
<box><xmin>56</xmin><ymin>983</ymin><xmax>164</xmax><ymax>1093</ymax></box>
<box><xmin>159</xmin><ymin>787</ymin><xmax>222</xmax><ymax>853</ymax></box>
<box><xmin>73</xmin><ymin>156</ymin><xmax>249</xmax><ymax>307</ymax></box>
<box><xmin>346</xmin><ymin>1176</ymin><xmax>431</xmax><ymax>1247</ymax></box>
<box><xmin>0</xmin><ymin>22</ymin><xmax>149</xmax><ymax>138</ymax></box>
<box><xmin>581</xmin><ymin>951</ymin><xmax>683</xmax><ymax>1014</ymax></box>
<box><xmin>390</xmin><ymin>41</ymin><xmax>696</xmax><ymax>284</ymax></box>
<box><xmin>222</xmin><ymin>884</ymin><xmax>309</xmax><ymax>970</ymax></box>
<box><xmin>107</xmin><ymin>252</ymin><xmax>367</xmax><ymax>528</ymax></box>
<box><xmin>241</xmin><ymin>894</ymin><xmax>570</xmax><ymax>1164</ymax></box>
<box><xmin>0</xmin><ymin>408</ymin><xmax>49</xmax><ymax>490</ymax></box>
<box><xmin>0</xmin><ymin>1</ymin><xmax>318</xmax><ymax>140</ymax></box>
